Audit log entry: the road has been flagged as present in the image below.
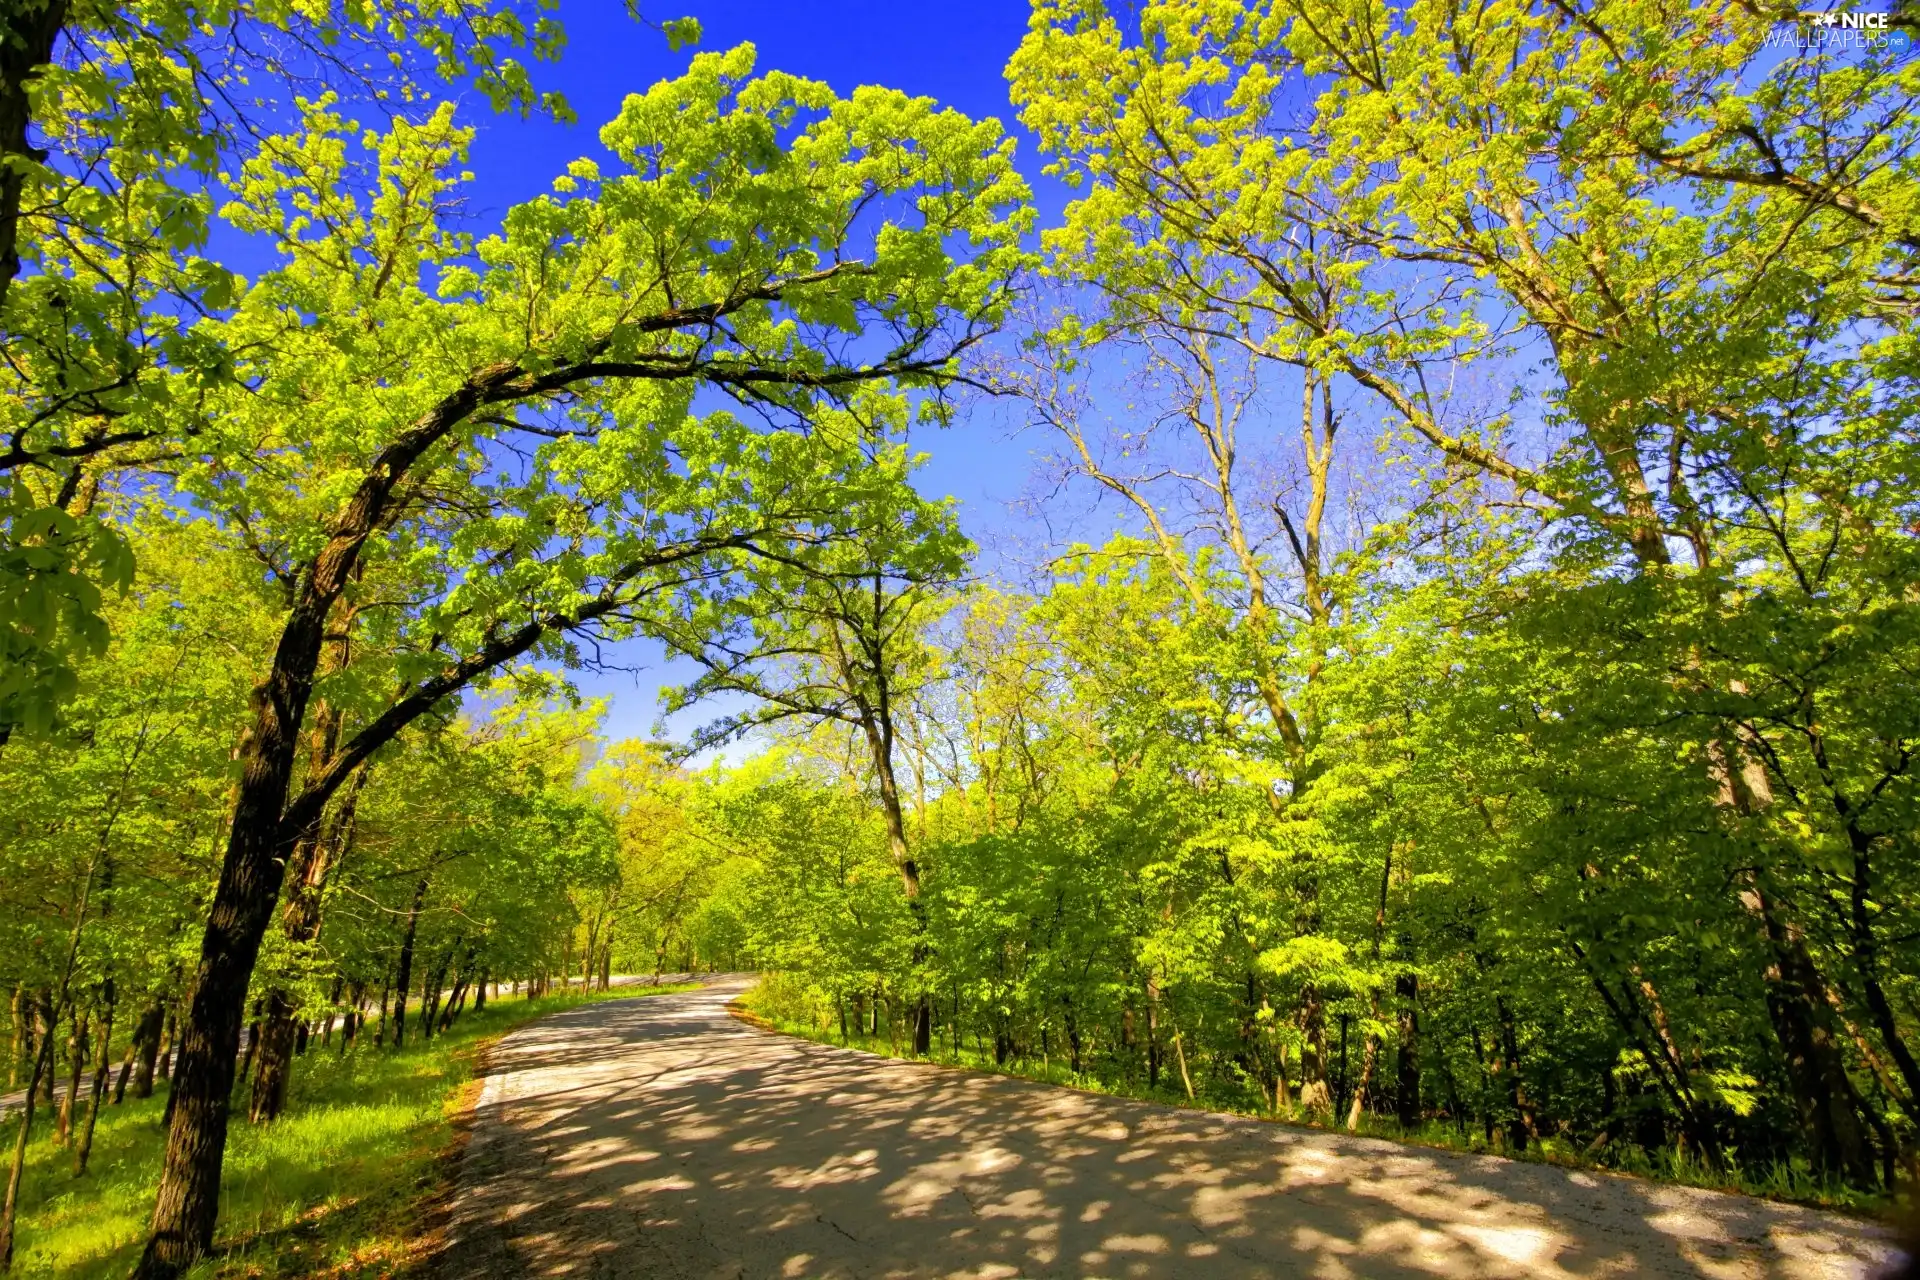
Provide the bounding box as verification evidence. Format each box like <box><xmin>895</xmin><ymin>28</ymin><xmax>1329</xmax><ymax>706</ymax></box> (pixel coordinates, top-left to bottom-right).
<box><xmin>437</xmin><ymin>976</ymin><xmax>1895</xmax><ymax>1279</ymax></box>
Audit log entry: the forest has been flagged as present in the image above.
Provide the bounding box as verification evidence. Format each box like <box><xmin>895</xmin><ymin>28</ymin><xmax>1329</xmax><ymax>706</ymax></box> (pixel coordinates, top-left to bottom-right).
<box><xmin>1</xmin><ymin>0</ymin><xmax>1916</xmax><ymax>1273</ymax></box>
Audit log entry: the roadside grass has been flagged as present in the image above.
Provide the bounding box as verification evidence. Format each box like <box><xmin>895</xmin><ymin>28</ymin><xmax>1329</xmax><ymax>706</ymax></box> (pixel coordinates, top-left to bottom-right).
<box><xmin>737</xmin><ymin>981</ymin><xmax>1887</xmax><ymax>1218</ymax></box>
<box><xmin>8</xmin><ymin>980</ymin><xmax>699</xmax><ymax>1278</ymax></box>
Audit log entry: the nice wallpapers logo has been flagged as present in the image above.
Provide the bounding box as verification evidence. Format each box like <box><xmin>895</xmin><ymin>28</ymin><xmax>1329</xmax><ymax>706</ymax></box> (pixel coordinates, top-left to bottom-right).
<box><xmin>1769</xmin><ymin>9</ymin><xmax>1914</xmax><ymax>49</ymax></box>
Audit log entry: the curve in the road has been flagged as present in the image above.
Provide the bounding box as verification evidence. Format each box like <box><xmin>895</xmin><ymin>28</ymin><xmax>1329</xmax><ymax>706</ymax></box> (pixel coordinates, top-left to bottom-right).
<box><xmin>437</xmin><ymin>976</ymin><xmax>1894</xmax><ymax>1279</ymax></box>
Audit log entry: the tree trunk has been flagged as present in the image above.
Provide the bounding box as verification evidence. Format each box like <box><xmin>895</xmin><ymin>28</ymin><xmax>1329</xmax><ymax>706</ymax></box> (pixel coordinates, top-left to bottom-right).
<box><xmin>249</xmin><ymin>768</ymin><xmax>362</xmax><ymax>1125</ymax></box>
<box><xmin>0</xmin><ymin>0</ymin><xmax>68</xmax><ymax>314</ymax></box>
<box><xmin>1845</xmin><ymin>827</ymin><xmax>1920</xmax><ymax>1123</ymax></box>
<box><xmin>421</xmin><ymin>949</ymin><xmax>453</xmax><ymax>1043</ymax></box>
<box><xmin>56</xmin><ymin>1008</ymin><xmax>87</xmax><ymax>1147</ymax></box>
<box><xmin>1296</xmin><ymin>982</ymin><xmax>1330</xmax><ymax>1114</ymax></box>
<box><xmin>440</xmin><ymin>945</ymin><xmax>476</xmax><ymax>1032</ymax></box>
<box><xmin>137</xmin><ymin>703</ymin><xmax>319</xmax><ymax>1272</ymax></box>
<box><xmin>121</xmin><ymin>1002</ymin><xmax>164</xmax><ymax>1103</ymax></box>
<box><xmin>390</xmin><ymin>879</ymin><xmax>428</xmax><ymax>1050</ymax></box>
<box><xmin>1722</xmin><ymin>864</ymin><xmax>1874</xmax><ymax>1183</ymax></box>
<box><xmin>155</xmin><ymin>1011</ymin><xmax>173</xmax><ymax>1082</ymax></box>
<box><xmin>1395</xmin><ymin>971</ymin><xmax>1420</xmax><ymax>1129</ymax></box>
<box><xmin>6</xmin><ymin>987</ymin><xmax>23</xmax><ymax>1092</ymax></box>
<box><xmin>0</xmin><ymin>998</ymin><xmax>58</xmax><ymax>1270</ymax></box>
<box><xmin>235</xmin><ymin>1001</ymin><xmax>262</xmax><ymax>1085</ymax></box>
<box><xmin>33</xmin><ymin>1000</ymin><xmax>52</xmax><ymax>1105</ymax></box>
<box><xmin>75</xmin><ymin>978</ymin><xmax>115</xmax><ymax>1175</ymax></box>
<box><xmin>1346</xmin><ymin>1017</ymin><xmax>1378</xmax><ymax>1131</ymax></box>
<box><xmin>245</xmin><ymin>989</ymin><xmax>300</xmax><ymax>1126</ymax></box>
<box><xmin>341</xmin><ymin>983</ymin><xmax>365</xmax><ymax>1054</ymax></box>
<box><xmin>135</xmin><ymin>402</ymin><xmax>468</xmax><ymax>1275</ymax></box>
<box><xmin>857</xmin><ymin>702</ymin><xmax>932</xmax><ymax>1057</ymax></box>
<box><xmin>113</xmin><ymin>1037</ymin><xmax>138</xmax><ymax>1105</ymax></box>
<box><xmin>1497</xmin><ymin>997</ymin><xmax>1532</xmax><ymax>1153</ymax></box>
<box><xmin>1144</xmin><ymin>978</ymin><xmax>1161</xmax><ymax>1090</ymax></box>
<box><xmin>1171</xmin><ymin>1029</ymin><xmax>1195</xmax><ymax>1100</ymax></box>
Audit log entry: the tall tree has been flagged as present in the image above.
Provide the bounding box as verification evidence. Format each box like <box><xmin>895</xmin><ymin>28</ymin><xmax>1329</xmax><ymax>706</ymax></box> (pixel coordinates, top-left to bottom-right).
<box><xmin>131</xmin><ymin>47</ymin><xmax>1028</xmax><ymax>1273</ymax></box>
<box><xmin>659</xmin><ymin>419</ymin><xmax>966</xmax><ymax>1054</ymax></box>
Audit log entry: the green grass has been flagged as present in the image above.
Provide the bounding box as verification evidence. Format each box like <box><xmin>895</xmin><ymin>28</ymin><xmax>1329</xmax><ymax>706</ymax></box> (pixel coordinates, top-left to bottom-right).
<box><xmin>737</xmin><ymin>982</ymin><xmax>1889</xmax><ymax>1218</ymax></box>
<box><xmin>8</xmin><ymin>981</ymin><xmax>700</xmax><ymax>1278</ymax></box>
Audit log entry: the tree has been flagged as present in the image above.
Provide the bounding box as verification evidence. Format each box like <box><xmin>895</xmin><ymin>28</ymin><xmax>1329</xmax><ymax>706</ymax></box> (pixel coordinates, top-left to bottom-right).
<box><xmin>659</xmin><ymin>418</ymin><xmax>968</xmax><ymax>1054</ymax></box>
<box><xmin>1009</xmin><ymin>0</ymin><xmax>1920</xmax><ymax>1181</ymax></box>
<box><xmin>130</xmin><ymin>46</ymin><xmax>1028</xmax><ymax>1272</ymax></box>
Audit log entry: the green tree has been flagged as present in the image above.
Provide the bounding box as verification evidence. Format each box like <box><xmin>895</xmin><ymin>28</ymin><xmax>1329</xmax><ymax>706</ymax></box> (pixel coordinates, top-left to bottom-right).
<box><xmin>659</xmin><ymin>421</ymin><xmax>969</xmax><ymax>1053</ymax></box>
<box><xmin>130</xmin><ymin>46</ymin><xmax>1027</xmax><ymax>1272</ymax></box>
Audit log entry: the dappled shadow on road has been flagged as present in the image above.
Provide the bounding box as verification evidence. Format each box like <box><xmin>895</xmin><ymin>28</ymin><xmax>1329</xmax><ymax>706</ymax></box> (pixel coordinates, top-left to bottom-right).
<box><xmin>438</xmin><ymin>978</ymin><xmax>1890</xmax><ymax>1280</ymax></box>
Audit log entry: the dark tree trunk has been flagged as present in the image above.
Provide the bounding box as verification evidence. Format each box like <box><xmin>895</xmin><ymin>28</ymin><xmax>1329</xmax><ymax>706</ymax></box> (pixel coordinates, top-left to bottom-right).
<box><xmin>390</xmin><ymin>879</ymin><xmax>428</xmax><ymax>1050</ymax></box>
<box><xmin>0</xmin><ymin>0</ymin><xmax>67</xmax><ymax>312</ymax></box>
<box><xmin>1144</xmin><ymin>978</ymin><xmax>1161</xmax><ymax>1091</ymax></box>
<box><xmin>113</xmin><ymin>1038</ymin><xmax>137</xmax><ymax>1105</ymax></box>
<box><xmin>1335</xmin><ymin>1013</ymin><xmax>1350</xmax><ymax>1118</ymax></box>
<box><xmin>137</xmin><ymin>631</ymin><xmax>331</xmax><ymax>1274</ymax></box>
<box><xmin>317</xmin><ymin>975</ymin><xmax>344</xmax><ymax>1050</ymax></box>
<box><xmin>75</xmin><ymin>978</ymin><xmax>115</xmax><ymax>1174</ymax></box>
<box><xmin>1497</xmin><ymin>997</ymin><xmax>1531</xmax><ymax>1153</ymax></box>
<box><xmin>250</xmin><ymin>767</ymin><xmax>362</xmax><ymax>1125</ymax></box>
<box><xmin>122</xmin><ymin>1001</ymin><xmax>165</xmax><ymax>1103</ymax></box>
<box><xmin>439</xmin><ymin>946</ymin><xmax>476</xmax><ymax>1032</ymax></box>
<box><xmin>1346</xmin><ymin>1010</ymin><xmax>1379</xmax><ymax>1131</ymax></box>
<box><xmin>341</xmin><ymin>983</ymin><xmax>365</xmax><ymax>1053</ymax></box>
<box><xmin>235</xmin><ymin>1001</ymin><xmax>262</xmax><ymax>1085</ymax></box>
<box><xmin>1746</xmin><ymin>876</ymin><xmax>1876</xmax><ymax>1184</ymax></box>
<box><xmin>245</xmin><ymin>989</ymin><xmax>300</xmax><ymax>1125</ymax></box>
<box><xmin>155</xmin><ymin>1011</ymin><xmax>174</xmax><ymax>1082</ymax></box>
<box><xmin>421</xmin><ymin>948</ymin><xmax>453</xmax><ymax>1042</ymax></box>
<box><xmin>1395</xmin><ymin>971</ymin><xmax>1421</xmax><ymax>1129</ymax></box>
<box><xmin>134</xmin><ymin>343</ymin><xmax>870</xmax><ymax>1275</ymax></box>
<box><xmin>1845</xmin><ymin>828</ymin><xmax>1920</xmax><ymax>1126</ymax></box>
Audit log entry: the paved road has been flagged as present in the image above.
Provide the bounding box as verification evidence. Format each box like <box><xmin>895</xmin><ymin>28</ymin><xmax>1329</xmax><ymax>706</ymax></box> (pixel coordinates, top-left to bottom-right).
<box><xmin>438</xmin><ymin>976</ymin><xmax>1895</xmax><ymax>1279</ymax></box>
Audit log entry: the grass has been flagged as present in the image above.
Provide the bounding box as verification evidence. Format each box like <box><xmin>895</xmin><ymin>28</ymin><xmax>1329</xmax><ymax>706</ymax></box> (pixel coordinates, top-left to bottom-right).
<box><xmin>7</xmin><ymin>980</ymin><xmax>700</xmax><ymax>1278</ymax></box>
<box><xmin>737</xmin><ymin>982</ymin><xmax>1891</xmax><ymax>1219</ymax></box>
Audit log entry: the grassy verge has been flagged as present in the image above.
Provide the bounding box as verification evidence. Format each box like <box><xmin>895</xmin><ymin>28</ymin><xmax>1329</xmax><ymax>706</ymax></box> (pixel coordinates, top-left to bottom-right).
<box><xmin>736</xmin><ymin>980</ymin><xmax>1887</xmax><ymax>1217</ymax></box>
<box><xmin>8</xmin><ymin>981</ymin><xmax>699</xmax><ymax>1278</ymax></box>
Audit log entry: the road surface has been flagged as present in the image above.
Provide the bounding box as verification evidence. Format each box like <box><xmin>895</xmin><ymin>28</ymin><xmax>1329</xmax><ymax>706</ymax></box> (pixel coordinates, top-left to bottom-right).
<box><xmin>438</xmin><ymin>975</ymin><xmax>1895</xmax><ymax>1279</ymax></box>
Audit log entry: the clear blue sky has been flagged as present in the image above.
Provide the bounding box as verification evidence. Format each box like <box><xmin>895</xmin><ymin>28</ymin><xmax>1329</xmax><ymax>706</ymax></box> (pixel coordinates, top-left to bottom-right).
<box><xmin>460</xmin><ymin>1</ymin><xmax>1075</xmax><ymax>745</ymax></box>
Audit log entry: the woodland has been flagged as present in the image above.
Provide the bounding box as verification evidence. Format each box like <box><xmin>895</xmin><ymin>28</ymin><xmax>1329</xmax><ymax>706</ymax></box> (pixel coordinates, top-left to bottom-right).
<box><xmin>1</xmin><ymin>0</ymin><xmax>1917</xmax><ymax>1273</ymax></box>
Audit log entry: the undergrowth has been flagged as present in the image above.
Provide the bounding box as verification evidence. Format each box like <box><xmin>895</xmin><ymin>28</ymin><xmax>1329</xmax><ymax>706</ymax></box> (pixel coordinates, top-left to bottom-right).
<box><xmin>737</xmin><ymin>978</ymin><xmax>1889</xmax><ymax>1218</ymax></box>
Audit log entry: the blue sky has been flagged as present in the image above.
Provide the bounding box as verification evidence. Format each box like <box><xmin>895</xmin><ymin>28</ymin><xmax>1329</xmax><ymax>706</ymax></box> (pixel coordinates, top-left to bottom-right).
<box><xmin>455</xmin><ymin>1</ymin><xmax>1076</xmax><ymax>745</ymax></box>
